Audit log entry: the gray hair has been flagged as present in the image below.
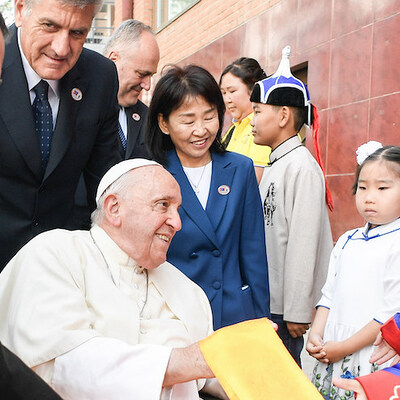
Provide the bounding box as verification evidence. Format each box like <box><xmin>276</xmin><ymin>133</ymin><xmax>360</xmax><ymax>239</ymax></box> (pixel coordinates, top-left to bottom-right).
<box><xmin>103</xmin><ymin>19</ymin><xmax>154</xmax><ymax>56</ymax></box>
<box><xmin>24</xmin><ymin>0</ymin><xmax>104</xmax><ymax>15</ymax></box>
<box><xmin>91</xmin><ymin>170</ymin><xmax>134</xmax><ymax>226</ymax></box>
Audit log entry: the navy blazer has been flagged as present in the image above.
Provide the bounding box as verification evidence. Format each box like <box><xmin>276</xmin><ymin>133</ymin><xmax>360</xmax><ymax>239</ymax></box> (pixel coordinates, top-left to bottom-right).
<box><xmin>166</xmin><ymin>149</ymin><xmax>270</xmax><ymax>329</ymax></box>
<box><xmin>121</xmin><ymin>100</ymin><xmax>151</xmax><ymax>160</ymax></box>
<box><xmin>0</xmin><ymin>26</ymin><xmax>121</xmax><ymax>269</ymax></box>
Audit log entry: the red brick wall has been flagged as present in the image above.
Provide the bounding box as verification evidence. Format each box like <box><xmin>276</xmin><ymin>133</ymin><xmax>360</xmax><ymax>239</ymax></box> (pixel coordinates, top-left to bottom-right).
<box><xmin>155</xmin><ymin>0</ymin><xmax>281</xmax><ymax>68</ymax></box>
<box><xmin>132</xmin><ymin>0</ymin><xmax>154</xmax><ymax>27</ymax></box>
<box><xmin>115</xmin><ymin>0</ymin><xmax>153</xmax><ymax>27</ymax></box>
<box><xmin>117</xmin><ymin>0</ymin><xmax>400</xmax><ymax>241</ymax></box>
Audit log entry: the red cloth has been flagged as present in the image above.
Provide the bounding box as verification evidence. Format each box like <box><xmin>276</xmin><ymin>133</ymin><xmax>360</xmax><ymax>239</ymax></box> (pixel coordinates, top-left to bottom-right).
<box><xmin>381</xmin><ymin>314</ymin><xmax>400</xmax><ymax>355</ymax></box>
<box><xmin>312</xmin><ymin>105</ymin><xmax>333</xmax><ymax>211</ymax></box>
<box><xmin>353</xmin><ymin>314</ymin><xmax>400</xmax><ymax>399</ymax></box>
<box><xmin>356</xmin><ymin>369</ymin><xmax>400</xmax><ymax>400</ymax></box>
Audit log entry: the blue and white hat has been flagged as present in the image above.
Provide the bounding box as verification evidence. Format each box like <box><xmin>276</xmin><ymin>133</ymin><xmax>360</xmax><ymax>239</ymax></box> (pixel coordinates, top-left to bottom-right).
<box><xmin>250</xmin><ymin>45</ymin><xmax>312</xmax><ymax>127</ymax></box>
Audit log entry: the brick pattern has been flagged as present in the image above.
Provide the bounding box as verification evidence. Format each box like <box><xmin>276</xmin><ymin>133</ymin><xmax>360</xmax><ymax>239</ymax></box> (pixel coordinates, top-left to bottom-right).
<box><xmin>117</xmin><ymin>0</ymin><xmax>400</xmax><ymax>241</ymax></box>
<box><xmin>115</xmin><ymin>0</ymin><xmax>153</xmax><ymax>28</ymax></box>
<box><xmin>154</xmin><ymin>0</ymin><xmax>281</xmax><ymax>68</ymax></box>
<box><xmin>132</xmin><ymin>0</ymin><xmax>154</xmax><ymax>27</ymax></box>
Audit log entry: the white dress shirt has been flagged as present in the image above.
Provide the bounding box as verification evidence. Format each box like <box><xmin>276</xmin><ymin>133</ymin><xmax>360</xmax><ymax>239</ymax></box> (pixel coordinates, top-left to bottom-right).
<box><xmin>18</xmin><ymin>28</ymin><xmax>59</xmax><ymax>128</ymax></box>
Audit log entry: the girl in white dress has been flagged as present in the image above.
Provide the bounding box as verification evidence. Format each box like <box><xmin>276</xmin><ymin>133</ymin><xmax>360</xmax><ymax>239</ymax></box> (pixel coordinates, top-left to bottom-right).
<box><xmin>306</xmin><ymin>142</ymin><xmax>400</xmax><ymax>400</ymax></box>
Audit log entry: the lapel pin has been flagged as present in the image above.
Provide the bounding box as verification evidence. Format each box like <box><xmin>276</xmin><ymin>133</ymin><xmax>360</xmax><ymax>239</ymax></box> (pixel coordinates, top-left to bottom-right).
<box><xmin>71</xmin><ymin>88</ymin><xmax>82</xmax><ymax>101</ymax></box>
<box><xmin>218</xmin><ymin>185</ymin><xmax>230</xmax><ymax>195</ymax></box>
<box><xmin>132</xmin><ymin>113</ymin><xmax>140</xmax><ymax>121</ymax></box>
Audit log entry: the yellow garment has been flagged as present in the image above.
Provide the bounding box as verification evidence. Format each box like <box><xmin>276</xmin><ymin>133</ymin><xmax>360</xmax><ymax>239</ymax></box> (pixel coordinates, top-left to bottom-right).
<box><xmin>223</xmin><ymin>113</ymin><xmax>271</xmax><ymax>166</ymax></box>
<box><xmin>199</xmin><ymin>318</ymin><xmax>323</xmax><ymax>400</ymax></box>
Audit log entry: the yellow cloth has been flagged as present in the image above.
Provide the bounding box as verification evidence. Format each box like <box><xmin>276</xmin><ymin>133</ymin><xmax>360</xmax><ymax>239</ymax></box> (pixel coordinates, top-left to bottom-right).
<box><xmin>223</xmin><ymin>113</ymin><xmax>271</xmax><ymax>167</ymax></box>
<box><xmin>199</xmin><ymin>318</ymin><xmax>323</xmax><ymax>400</ymax></box>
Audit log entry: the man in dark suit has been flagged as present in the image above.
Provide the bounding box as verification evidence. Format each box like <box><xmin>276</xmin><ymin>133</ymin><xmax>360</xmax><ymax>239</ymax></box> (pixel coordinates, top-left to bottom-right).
<box><xmin>103</xmin><ymin>19</ymin><xmax>160</xmax><ymax>159</ymax></box>
<box><xmin>0</xmin><ymin>12</ymin><xmax>65</xmax><ymax>400</ymax></box>
<box><xmin>0</xmin><ymin>0</ymin><xmax>121</xmax><ymax>270</ymax></box>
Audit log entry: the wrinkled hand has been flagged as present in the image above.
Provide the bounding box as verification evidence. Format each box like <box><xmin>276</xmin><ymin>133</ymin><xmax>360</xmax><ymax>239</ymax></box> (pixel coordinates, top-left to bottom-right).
<box><xmin>306</xmin><ymin>332</ymin><xmax>327</xmax><ymax>362</ymax></box>
<box><xmin>324</xmin><ymin>341</ymin><xmax>347</xmax><ymax>364</ymax></box>
<box><xmin>164</xmin><ymin>343</ymin><xmax>214</xmax><ymax>387</ymax></box>
<box><xmin>333</xmin><ymin>378</ymin><xmax>367</xmax><ymax>400</ymax></box>
<box><xmin>370</xmin><ymin>332</ymin><xmax>398</xmax><ymax>365</ymax></box>
<box><xmin>286</xmin><ymin>322</ymin><xmax>310</xmax><ymax>338</ymax></box>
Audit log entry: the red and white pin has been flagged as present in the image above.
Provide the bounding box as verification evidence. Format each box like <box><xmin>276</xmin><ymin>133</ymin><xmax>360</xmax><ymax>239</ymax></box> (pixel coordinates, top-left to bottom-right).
<box><xmin>71</xmin><ymin>88</ymin><xmax>82</xmax><ymax>101</ymax></box>
<box><xmin>218</xmin><ymin>185</ymin><xmax>230</xmax><ymax>195</ymax></box>
<box><xmin>132</xmin><ymin>113</ymin><xmax>140</xmax><ymax>121</ymax></box>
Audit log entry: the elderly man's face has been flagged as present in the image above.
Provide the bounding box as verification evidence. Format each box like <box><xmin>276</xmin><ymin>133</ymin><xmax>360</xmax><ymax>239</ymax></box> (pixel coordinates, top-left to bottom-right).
<box><xmin>15</xmin><ymin>0</ymin><xmax>94</xmax><ymax>80</ymax></box>
<box><xmin>118</xmin><ymin>167</ymin><xmax>182</xmax><ymax>269</ymax></box>
<box><xmin>111</xmin><ymin>31</ymin><xmax>159</xmax><ymax>107</ymax></box>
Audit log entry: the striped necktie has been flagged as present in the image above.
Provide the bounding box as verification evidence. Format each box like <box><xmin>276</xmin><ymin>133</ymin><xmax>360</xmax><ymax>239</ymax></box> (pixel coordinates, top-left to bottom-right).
<box><xmin>118</xmin><ymin>122</ymin><xmax>127</xmax><ymax>151</ymax></box>
<box><xmin>32</xmin><ymin>80</ymin><xmax>53</xmax><ymax>170</ymax></box>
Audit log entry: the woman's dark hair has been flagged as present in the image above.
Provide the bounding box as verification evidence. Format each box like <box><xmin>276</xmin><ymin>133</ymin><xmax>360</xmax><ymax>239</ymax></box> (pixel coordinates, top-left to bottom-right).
<box><xmin>0</xmin><ymin>12</ymin><xmax>8</xmax><ymax>38</ymax></box>
<box><xmin>219</xmin><ymin>57</ymin><xmax>267</xmax><ymax>92</ymax></box>
<box><xmin>146</xmin><ymin>64</ymin><xmax>226</xmax><ymax>166</ymax></box>
<box><xmin>352</xmin><ymin>145</ymin><xmax>400</xmax><ymax>194</ymax></box>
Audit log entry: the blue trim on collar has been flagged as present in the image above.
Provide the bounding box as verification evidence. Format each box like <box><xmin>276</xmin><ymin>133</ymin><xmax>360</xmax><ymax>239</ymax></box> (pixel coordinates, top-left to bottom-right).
<box><xmin>342</xmin><ymin>229</ymin><xmax>358</xmax><ymax>249</ymax></box>
<box><xmin>342</xmin><ymin>226</ymin><xmax>400</xmax><ymax>249</ymax></box>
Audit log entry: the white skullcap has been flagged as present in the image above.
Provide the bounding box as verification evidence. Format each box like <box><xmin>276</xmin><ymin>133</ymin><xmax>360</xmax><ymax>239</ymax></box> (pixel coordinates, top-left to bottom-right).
<box><xmin>96</xmin><ymin>159</ymin><xmax>161</xmax><ymax>203</ymax></box>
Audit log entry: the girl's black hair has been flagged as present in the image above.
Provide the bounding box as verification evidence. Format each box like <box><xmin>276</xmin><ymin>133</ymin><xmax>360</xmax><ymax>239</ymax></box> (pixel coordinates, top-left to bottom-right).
<box><xmin>146</xmin><ymin>64</ymin><xmax>226</xmax><ymax>166</ymax></box>
<box><xmin>219</xmin><ymin>57</ymin><xmax>267</xmax><ymax>92</ymax></box>
<box><xmin>352</xmin><ymin>145</ymin><xmax>400</xmax><ymax>194</ymax></box>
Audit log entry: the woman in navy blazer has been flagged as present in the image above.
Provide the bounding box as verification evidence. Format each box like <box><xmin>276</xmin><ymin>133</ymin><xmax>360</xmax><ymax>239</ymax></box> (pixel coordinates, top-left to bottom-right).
<box><xmin>146</xmin><ymin>65</ymin><xmax>270</xmax><ymax>329</ymax></box>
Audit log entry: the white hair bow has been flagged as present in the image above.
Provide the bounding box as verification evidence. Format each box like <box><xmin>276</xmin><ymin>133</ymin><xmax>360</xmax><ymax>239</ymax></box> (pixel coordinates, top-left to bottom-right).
<box><xmin>356</xmin><ymin>141</ymin><xmax>383</xmax><ymax>165</ymax></box>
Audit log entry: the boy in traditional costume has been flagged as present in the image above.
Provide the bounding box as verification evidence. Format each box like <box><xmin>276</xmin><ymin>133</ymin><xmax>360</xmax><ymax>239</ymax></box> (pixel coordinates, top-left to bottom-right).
<box><xmin>250</xmin><ymin>46</ymin><xmax>333</xmax><ymax>366</ymax></box>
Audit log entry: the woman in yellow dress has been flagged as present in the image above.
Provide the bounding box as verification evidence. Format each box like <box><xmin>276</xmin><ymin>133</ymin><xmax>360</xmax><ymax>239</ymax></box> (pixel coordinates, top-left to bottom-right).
<box><xmin>220</xmin><ymin>58</ymin><xmax>271</xmax><ymax>183</ymax></box>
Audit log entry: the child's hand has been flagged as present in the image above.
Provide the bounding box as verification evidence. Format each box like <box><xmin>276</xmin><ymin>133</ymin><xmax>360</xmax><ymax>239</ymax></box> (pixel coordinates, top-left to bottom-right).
<box><xmin>324</xmin><ymin>341</ymin><xmax>347</xmax><ymax>364</ymax></box>
<box><xmin>391</xmin><ymin>354</ymin><xmax>400</xmax><ymax>366</ymax></box>
<box><xmin>306</xmin><ymin>332</ymin><xmax>327</xmax><ymax>362</ymax></box>
<box><xmin>370</xmin><ymin>332</ymin><xmax>398</xmax><ymax>365</ymax></box>
<box><xmin>333</xmin><ymin>378</ymin><xmax>367</xmax><ymax>400</ymax></box>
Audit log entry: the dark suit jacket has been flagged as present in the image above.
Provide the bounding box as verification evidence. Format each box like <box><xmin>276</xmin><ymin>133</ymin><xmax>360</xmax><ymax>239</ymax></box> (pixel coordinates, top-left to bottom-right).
<box><xmin>121</xmin><ymin>100</ymin><xmax>151</xmax><ymax>159</ymax></box>
<box><xmin>166</xmin><ymin>149</ymin><xmax>270</xmax><ymax>329</ymax></box>
<box><xmin>0</xmin><ymin>26</ymin><xmax>121</xmax><ymax>269</ymax></box>
<box><xmin>0</xmin><ymin>342</ymin><xmax>62</xmax><ymax>399</ymax></box>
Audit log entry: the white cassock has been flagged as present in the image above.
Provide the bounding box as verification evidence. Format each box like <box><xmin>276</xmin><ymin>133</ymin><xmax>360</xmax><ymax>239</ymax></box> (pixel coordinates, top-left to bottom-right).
<box><xmin>0</xmin><ymin>225</ymin><xmax>213</xmax><ymax>399</ymax></box>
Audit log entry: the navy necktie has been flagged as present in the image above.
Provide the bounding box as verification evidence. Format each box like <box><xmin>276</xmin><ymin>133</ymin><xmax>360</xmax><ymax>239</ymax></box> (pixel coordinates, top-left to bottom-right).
<box><xmin>118</xmin><ymin>122</ymin><xmax>127</xmax><ymax>151</ymax></box>
<box><xmin>33</xmin><ymin>80</ymin><xmax>53</xmax><ymax>170</ymax></box>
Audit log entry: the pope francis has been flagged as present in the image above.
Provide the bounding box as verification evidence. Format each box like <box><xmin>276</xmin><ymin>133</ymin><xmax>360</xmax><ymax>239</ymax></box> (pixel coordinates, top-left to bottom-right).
<box><xmin>0</xmin><ymin>159</ymin><xmax>225</xmax><ymax>400</ymax></box>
